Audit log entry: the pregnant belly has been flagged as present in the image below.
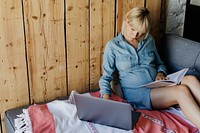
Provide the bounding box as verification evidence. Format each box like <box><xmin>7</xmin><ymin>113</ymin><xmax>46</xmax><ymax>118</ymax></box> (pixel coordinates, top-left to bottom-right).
<box><xmin>120</xmin><ymin>69</ymin><xmax>155</xmax><ymax>88</ymax></box>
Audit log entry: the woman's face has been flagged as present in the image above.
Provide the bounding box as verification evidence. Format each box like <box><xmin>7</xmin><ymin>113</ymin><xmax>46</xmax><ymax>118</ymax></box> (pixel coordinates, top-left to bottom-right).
<box><xmin>125</xmin><ymin>21</ymin><xmax>142</xmax><ymax>42</ymax></box>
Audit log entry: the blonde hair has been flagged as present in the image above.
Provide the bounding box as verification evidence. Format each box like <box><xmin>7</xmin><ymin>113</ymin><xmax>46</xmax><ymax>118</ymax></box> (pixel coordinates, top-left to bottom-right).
<box><xmin>121</xmin><ymin>7</ymin><xmax>151</xmax><ymax>40</ymax></box>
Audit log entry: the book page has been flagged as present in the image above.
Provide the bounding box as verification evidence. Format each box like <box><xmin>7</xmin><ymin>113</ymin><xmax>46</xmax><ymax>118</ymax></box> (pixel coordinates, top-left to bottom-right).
<box><xmin>140</xmin><ymin>80</ymin><xmax>176</xmax><ymax>88</ymax></box>
<box><xmin>140</xmin><ymin>68</ymin><xmax>189</xmax><ymax>88</ymax></box>
<box><xmin>166</xmin><ymin>68</ymin><xmax>189</xmax><ymax>83</ymax></box>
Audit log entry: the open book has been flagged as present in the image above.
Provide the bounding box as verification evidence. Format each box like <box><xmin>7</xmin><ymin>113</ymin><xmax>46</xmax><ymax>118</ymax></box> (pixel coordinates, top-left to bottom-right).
<box><xmin>140</xmin><ymin>68</ymin><xmax>189</xmax><ymax>88</ymax></box>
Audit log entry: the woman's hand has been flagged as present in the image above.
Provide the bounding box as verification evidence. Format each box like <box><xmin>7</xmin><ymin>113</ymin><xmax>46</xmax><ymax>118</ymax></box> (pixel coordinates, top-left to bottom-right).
<box><xmin>102</xmin><ymin>94</ymin><xmax>111</xmax><ymax>100</ymax></box>
<box><xmin>155</xmin><ymin>72</ymin><xmax>168</xmax><ymax>81</ymax></box>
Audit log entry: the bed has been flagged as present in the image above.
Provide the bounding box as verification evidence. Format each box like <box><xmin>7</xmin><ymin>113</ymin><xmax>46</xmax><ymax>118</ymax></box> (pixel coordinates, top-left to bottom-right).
<box><xmin>6</xmin><ymin>90</ymin><xmax>200</xmax><ymax>133</ymax></box>
<box><xmin>5</xmin><ymin>33</ymin><xmax>200</xmax><ymax>133</ymax></box>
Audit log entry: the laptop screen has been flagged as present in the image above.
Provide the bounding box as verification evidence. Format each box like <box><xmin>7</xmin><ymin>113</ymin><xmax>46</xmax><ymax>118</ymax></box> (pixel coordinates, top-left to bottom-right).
<box><xmin>74</xmin><ymin>93</ymin><xmax>141</xmax><ymax>130</ymax></box>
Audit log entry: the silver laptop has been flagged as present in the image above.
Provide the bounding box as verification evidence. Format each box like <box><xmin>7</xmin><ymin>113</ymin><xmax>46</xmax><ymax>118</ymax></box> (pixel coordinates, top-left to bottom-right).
<box><xmin>74</xmin><ymin>93</ymin><xmax>141</xmax><ymax>130</ymax></box>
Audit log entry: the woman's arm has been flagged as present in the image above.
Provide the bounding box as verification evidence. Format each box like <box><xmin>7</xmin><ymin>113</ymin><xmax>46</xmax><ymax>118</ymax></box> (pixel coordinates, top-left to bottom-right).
<box><xmin>150</xmin><ymin>35</ymin><xmax>168</xmax><ymax>76</ymax></box>
<box><xmin>99</xmin><ymin>41</ymin><xmax>116</xmax><ymax>99</ymax></box>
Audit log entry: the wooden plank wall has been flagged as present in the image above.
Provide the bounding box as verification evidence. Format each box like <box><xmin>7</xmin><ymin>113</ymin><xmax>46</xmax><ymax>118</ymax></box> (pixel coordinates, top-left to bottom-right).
<box><xmin>89</xmin><ymin>0</ymin><xmax>115</xmax><ymax>90</ymax></box>
<box><xmin>0</xmin><ymin>0</ymin><xmax>30</xmax><ymax>132</ymax></box>
<box><xmin>0</xmin><ymin>0</ymin><xmax>164</xmax><ymax>132</ymax></box>
<box><xmin>66</xmin><ymin>0</ymin><xmax>90</xmax><ymax>94</ymax></box>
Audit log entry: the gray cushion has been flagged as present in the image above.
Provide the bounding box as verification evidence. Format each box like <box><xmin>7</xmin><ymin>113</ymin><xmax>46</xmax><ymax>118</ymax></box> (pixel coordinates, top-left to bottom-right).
<box><xmin>5</xmin><ymin>106</ymin><xmax>28</xmax><ymax>133</ymax></box>
<box><xmin>160</xmin><ymin>33</ymin><xmax>200</xmax><ymax>80</ymax></box>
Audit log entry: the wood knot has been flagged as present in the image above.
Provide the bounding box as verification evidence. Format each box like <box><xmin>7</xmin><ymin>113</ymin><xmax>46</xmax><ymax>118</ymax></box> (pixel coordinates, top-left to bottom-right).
<box><xmin>68</xmin><ymin>6</ymin><xmax>73</xmax><ymax>11</ymax></box>
<box><xmin>32</xmin><ymin>16</ymin><xmax>38</xmax><ymax>19</ymax></box>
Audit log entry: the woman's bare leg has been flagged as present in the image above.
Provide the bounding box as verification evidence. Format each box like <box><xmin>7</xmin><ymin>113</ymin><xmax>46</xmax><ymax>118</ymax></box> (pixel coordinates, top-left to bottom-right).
<box><xmin>151</xmin><ymin>85</ymin><xmax>200</xmax><ymax>128</ymax></box>
<box><xmin>181</xmin><ymin>75</ymin><xmax>200</xmax><ymax>106</ymax></box>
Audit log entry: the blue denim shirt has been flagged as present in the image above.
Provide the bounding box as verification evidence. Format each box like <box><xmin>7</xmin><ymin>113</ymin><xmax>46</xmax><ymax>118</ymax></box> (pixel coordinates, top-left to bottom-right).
<box><xmin>99</xmin><ymin>33</ymin><xmax>167</xmax><ymax>95</ymax></box>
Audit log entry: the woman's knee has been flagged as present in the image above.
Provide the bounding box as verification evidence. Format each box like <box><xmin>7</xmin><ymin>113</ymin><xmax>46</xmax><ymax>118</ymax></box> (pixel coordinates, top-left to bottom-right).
<box><xmin>176</xmin><ymin>85</ymin><xmax>191</xmax><ymax>99</ymax></box>
<box><xmin>182</xmin><ymin>75</ymin><xmax>198</xmax><ymax>83</ymax></box>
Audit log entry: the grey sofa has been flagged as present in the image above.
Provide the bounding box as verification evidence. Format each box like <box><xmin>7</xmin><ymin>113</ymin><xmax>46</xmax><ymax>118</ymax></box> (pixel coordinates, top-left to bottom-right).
<box><xmin>4</xmin><ymin>33</ymin><xmax>200</xmax><ymax>133</ymax></box>
<box><xmin>160</xmin><ymin>33</ymin><xmax>200</xmax><ymax>80</ymax></box>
